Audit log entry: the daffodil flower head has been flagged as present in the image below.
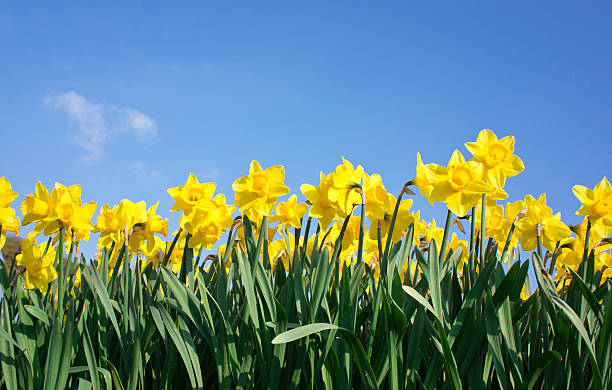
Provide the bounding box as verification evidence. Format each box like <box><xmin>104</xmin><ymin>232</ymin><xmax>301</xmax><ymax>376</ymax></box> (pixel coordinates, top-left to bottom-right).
<box><xmin>15</xmin><ymin>237</ymin><xmax>58</xmax><ymax>293</ymax></box>
<box><xmin>269</xmin><ymin>194</ymin><xmax>308</xmax><ymax>229</ymax></box>
<box><xmin>573</xmin><ymin>176</ymin><xmax>612</xmax><ymax>237</ymax></box>
<box><xmin>413</xmin><ymin>153</ymin><xmax>446</xmax><ymax>205</ymax></box>
<box><xmin>515</xmin><ymin>194</ymin><xmax>571</xmax><ymax>252</ymax></box>
<box><xmin>233</xmin><ymin>160</ymin><xmax>290</xmax><ymax>221</ymax></box>
<box><xmin>168</xmin><ymin>173</ymin><xmax>217</xmax><ymax>212</ymax></box>
<box><xmin>465</xmin><ymin>129</ymin><xmax>525</xmax><ymax>189</ymax></box>
<box><xmin>0</xmin><ymin>177</ymin><xmax>19</xmax><ymax>209</ymax></box>
<box><xmin>301</xmin><ymin>171</ymin><xmax>339</xmax><ymax>230</ymax></box>
<box><xmin>327</xmin><ymin>157</ymin><xmax>365</xmax><ymax>217</ymax></box>
<box><xmin>0</xmin><ymin>178</ymin><xmax>20</xmax><ymax>249</ymax></box>
<box><xmin>428</xmin><ymin>150</ymin><xmax>489</xmax><ymax>217</ymax></box>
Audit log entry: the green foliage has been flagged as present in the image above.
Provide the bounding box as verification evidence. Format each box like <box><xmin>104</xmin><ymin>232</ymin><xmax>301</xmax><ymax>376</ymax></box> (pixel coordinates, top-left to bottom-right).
<box><xmin>0</xmin><ymin>201</ymin><xmax>610</xmax><ymax>389</ymax></box>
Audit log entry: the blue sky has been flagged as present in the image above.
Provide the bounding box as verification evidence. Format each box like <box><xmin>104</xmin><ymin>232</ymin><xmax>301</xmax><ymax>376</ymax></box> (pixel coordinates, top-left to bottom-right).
<box><xmin>1</xmin><ymin>2</ymin><xmax>611</xmax><ymax>257</ymax></box>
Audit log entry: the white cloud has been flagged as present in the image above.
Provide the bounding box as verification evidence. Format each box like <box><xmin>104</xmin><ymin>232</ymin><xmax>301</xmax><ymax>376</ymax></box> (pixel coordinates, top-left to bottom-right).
<box><xmin>128</xmin><ymin>161</ymin><xmax>161</xmax><ymax>177</ymax></box>
<box><xmin>44</xmin><ymin>91</ymin><xmax>158</xmax><ymax>162</ymax></box>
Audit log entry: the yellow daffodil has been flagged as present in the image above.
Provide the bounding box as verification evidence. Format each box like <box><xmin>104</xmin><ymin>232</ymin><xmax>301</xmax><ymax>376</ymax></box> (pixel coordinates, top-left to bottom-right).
<box><xmin>0</xmin><ymin>177</ymin><xmax>19</xmax><ymax>208</ymax></box>
<box><xmin>0</xmin><ymin>217</ymin><xmax>19</xmax><ymax>250</ymax></box>
<box><xmin>474</xmin><ymin>203</ymin><xmax>506</xmax><ymax>242</ymax></box>
<box><xmin>428</xmin><ymin>150</ymin><xmax>489</xmax><ymax>217</ymax></box>
<box><xmin>0</xmin><ymin>178</ymin><xmax>20</xmax><ymax>250</ymax></box>
<box><xmin>424</xmin><ymin>218</ymin><xmax>444</xmax><ymax>247</ymax></box>
<box><xmin>168</xmin><ymin>173</ymin><xmax>217</xmax><ymax>212</ymax></box>
<box><xmin>465</xmin><ymin>129</ymin><xmax>524</xmax><ymax>189</ymax></box>
<box><xmin>301</xmin><ymin>172</ymin><xmax>339</xmax><ymax>230</ymax></box>
<box><xmin>21</xmin><ymin>182</ymin><xmax>97</xmax><ymax>238</ymax></box>
<box><xmin>131</xmin><ymin>201</ymin><xmax>168</xmax><ymax>251</ymax></box>
<box><xmin>95</xmin><ymin>199</ymin><xmax>147</xmax><ymax>249</ymax></box>
<box><xmin>449</xmin><ymin>233</ymin><xmax>469</xmax><ymax>269</ymax></box>
<box><xmin>269</xmin><ymin>194</ymin><xmax>308</xmax><ymax>228</ymax></box>
<box><xmin>233</xmin><ymin>160</ymin><xmax>290</xmax><ymax>221</ymax></box>
<box><xmin>573</xmin><ymin>176</ymin><xmax>612</xmax><ymax>237</ymax></box>
<box><xmin>15</xmin><ymin>237</ymin><xmax>58</xmax><ymax>293</ymax></box>
<box><xmin>515</xmin><ymin>194</ymin><xmax>571</xmax><ymax>252</ymax></box>
<box><xmin>368</xmin><ymin>199</ymin><xmax>422</xmax><ymax>246</ymax></box>
<box><xmin>180</xmin><ymin>192</ymin><xmax>235</xmax><ymax>249</ymax></box>
<box><xmin>362</xmin><ymin>172</ymin><xmax>394</xmax><ymax>221</ymax></box>
<box><xmin>413</xmin><ymin>153</ymin><xmax>445</xmax><ymax>204</ymax></box>
<box><xmin>327</xmin><ymin>157</ymin><xmax>364</xmax><ymax>217</ymax></box>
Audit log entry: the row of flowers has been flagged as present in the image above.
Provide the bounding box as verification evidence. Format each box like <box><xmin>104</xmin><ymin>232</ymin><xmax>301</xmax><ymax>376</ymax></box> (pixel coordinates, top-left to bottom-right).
<box><xmin>1</xmin><ymin>129</ymin><xmax>610</xmax><ymax>293</ymax></box>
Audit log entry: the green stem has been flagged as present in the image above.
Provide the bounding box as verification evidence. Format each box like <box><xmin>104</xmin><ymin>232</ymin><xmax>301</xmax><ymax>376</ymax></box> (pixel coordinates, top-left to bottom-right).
<box><xmin>57</xmin><ymin>227</ymin><xmax>66</xmax><ymax>319</ymax></box>
<box><xmin>479</xmin><ymin>194</ymin><xmax>486</xmax><ymax>266</ymax></box>
<box><xmin>500</xmin><ymin>223</ymin><xmax>516</xmax><ymax>264</ymax></box>
<box><xmin>582</xmin><ymin>218</ymin><xmax>592</xmax><ymax>281</ymax></box>
<box><xmin>536</xmin><ymin>223</ymin><xmax>544</xmax><ymax>261</ymax></box>
<box><xmin>438</xmin><ymin>209</ymin><xmax>453</xmax><ymax>262</ymax></box>
<box><xmin>469</xmin><ymin>206</ymin><xmax>476</xmax><ymax>265</ymax></box>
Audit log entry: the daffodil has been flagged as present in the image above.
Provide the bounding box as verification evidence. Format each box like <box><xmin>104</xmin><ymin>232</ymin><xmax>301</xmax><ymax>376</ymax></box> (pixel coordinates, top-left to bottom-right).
<box><xmin>428</xmin><ymin>150</ymin><xmax>489</xmax><ymax>217</ymax></box>
<box><xmin>168</xmin><ymin>173</ymin><xmax>217</xmax><ymax>212</ymax></box>
<box><xmin>362</xmin><ymin>172</ymin><xmax>394</xmax><ymax>221</ymax></box>
<box><xmin>180</xmin><ymin>192</ymin><xmax>235</xmax><ymax>249</ymax></box>
<box><xmin>515</xmin><ymin>194</ymin><xmax>571</xmax><ymax>252</ymax></box>
<box><xmin>95</xmin><ymin>199</ymin><xmax>147</xmax><ymax>250</ymax></box>
<box><xmin>424</xmin><ymin>218</ymin><xmax>444</xmax><ymax>247</ymax></box>
<box><xmin>474</xmin><ymin>203</ymin><xmax>506</xmax><ymax>242</ymax></box>
<box><xmin>269</xmin><ymin>194</ymin><xmax>308</xmax><ymax>228</ymax></box>
<box><xmin>0</xmin><ymin>178</ymin><xmax>20</xmax><ymax>250</ymax></box>
<box><xmin>0</xmin><ymin>177</ymin><xmax>19</xmax><ymax>208</ymax></box>
<box><xmin>413</xmin><ymin>153</ymin><xmax>445</xmax><ymax>204</ymax></box>
<box><xmin>0</xmin><ymin>216</ymin><xmax>19</xmax><ymax>250</ymax></box>
<box><xmin>301</xmin><ymin>172</ymin><xmax>339</xmax><ymax>229</ymax></box>
<box><xmin>233</xmin><ymin>161</ymin><xmax>290</xmax><ymax>221</ymax></box>
<box><xmin>15</xmin><ymin>237</ymin><xmax>58</xmax><ymax>293</ymax></box>
<box><xmin>327</xmin><ymin>157</ymin><xmax>364</xmax><ymax>217</ymax></box>
<box><xmin>131</xmin><ymin>201</ymin><xmax>168</xmax><ymax>251</ymax></box>
<box><xmin>21</xmin><ymin>182</ymin><xmax>97</xmax><ymax>238</ymax></box>
<box><xmin>465</xmin><ymin>129</ymin><xmax>524</xmax><ymax>189</ymax></box>
<box><xmin>573</xmin><ymin>177</ymin><xmax>612</xmax><ymax>237</ymax></box>
<box><xmin>449</xmin><ymin>233</ymin><xmax>469</xmax><ymax>269</ymax></box>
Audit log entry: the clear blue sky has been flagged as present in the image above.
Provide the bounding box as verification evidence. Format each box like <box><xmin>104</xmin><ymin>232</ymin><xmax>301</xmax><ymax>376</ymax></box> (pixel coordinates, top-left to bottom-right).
<box><xmin>1</xmin><ymin>2</ymin><xmax>611</xmax><ymax>257</ymax></box>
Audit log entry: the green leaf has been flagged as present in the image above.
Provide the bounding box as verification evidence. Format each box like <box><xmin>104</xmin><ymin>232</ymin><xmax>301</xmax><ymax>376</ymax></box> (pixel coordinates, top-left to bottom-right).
<box><xmin>551</xmin><ymin>295</ymin><xmax>603</xmax><ymax>389</ymax></box>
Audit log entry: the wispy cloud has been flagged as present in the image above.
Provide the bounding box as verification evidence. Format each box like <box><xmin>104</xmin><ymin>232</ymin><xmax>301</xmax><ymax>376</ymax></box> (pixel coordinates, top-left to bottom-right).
<box><xmin>44</xmin><ymin>91</ymin><xmax>158</xmax><ymax>162</ymax></box>
<box><xmin>128</xmin><ymin>161</ymin><xmax>161</xmax><ymax>177</ymax></box>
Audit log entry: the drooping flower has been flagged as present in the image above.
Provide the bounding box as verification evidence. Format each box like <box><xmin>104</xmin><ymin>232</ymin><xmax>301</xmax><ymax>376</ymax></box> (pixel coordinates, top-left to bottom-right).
<box><xmin>465</xmin><ymin>129</ymin><xmax>524</xmax><ymax>189</ymax></box>
<box><xmin>233</xmin><ymin>161</ymin><xmax>290</xmax><ymax>221</ymax></box>
<box><xmin>573</xmin><ymin>176</ymin><xmax>612</xmax><ymax>237</ymax></box>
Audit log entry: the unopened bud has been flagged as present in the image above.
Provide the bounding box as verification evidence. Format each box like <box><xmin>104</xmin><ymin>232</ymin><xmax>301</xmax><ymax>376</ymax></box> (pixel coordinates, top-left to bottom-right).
<box><xmin>452</xmin><ymin>218</ymin><xmax>466</xmax><ymax>234</ymax></box>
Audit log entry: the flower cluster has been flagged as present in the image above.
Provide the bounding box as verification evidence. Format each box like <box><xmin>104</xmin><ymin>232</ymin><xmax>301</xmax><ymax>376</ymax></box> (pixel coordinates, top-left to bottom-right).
<box><xmin>0</xmin><ymin>177</ymin><xmax>20</xmax><ymax>249</ymax></box>
<box><xmin>2</xmin><ymin>129</ymin><xmax>610</xmax><ymax>295</ymax></box>
<box><xmin>415</xmin><ymin>129</ymin><xmax>524</xmax><ymax>216</ymax></box>
<box><xmin>169</xmin><ymin>173</ymin><xmax>234</xmax><ymax>249</ymax></box>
